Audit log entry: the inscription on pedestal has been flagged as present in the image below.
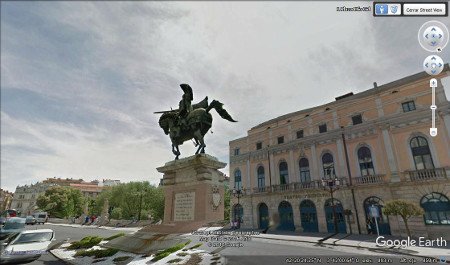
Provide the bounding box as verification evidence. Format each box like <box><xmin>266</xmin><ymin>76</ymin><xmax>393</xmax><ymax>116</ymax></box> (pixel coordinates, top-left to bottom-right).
<box><xmin>174</xmin><ymin>192</ymin><xmax>195</xmax><ymax>221</ymax></box>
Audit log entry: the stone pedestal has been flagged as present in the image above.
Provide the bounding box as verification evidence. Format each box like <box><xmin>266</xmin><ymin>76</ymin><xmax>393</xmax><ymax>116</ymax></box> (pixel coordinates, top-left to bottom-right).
<box><xmin>158</xmin><ymin>154</ymin><xmax>226</xmax><ymax>226</ymax></box>
<box><xmin>106</xmin><ymin>154</ymin><xmax>226</xmax><ymax>254</ymax></box>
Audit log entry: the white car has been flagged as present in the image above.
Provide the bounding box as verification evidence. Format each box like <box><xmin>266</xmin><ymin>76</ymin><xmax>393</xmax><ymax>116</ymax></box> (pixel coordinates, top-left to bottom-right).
<box><xmin>0</xmin><ymin>229</ymin><xmax>55</xmax><ymax>264</ymax></box>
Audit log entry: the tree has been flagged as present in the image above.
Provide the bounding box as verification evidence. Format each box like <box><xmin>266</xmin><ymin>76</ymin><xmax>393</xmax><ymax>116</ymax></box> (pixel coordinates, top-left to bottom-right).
<box><xmin>224</xmin><ymin>185</ymin><xmax>230</xmax><ymax>221</ymax></box>
<box><xmin>111</xmin><ymin>207</ymin><xmax>123</xmax><ymax>219</ymax></box>
<box><xmin>383</xmin><ymin>199</ymin><xmax>424</xmax><ymax>237</ymax></box>
<box><xmin>105</xmin><ymin>181</ymin><xmax>164</xmax><ymax>221</ymax></box>
<box><xmin>37</xmin><ymin>186</ymin><xmax>85</xmax><ymax>218</ymax></box>
<box><xmin>145</xmin><ymin>186</ymin><xmax>164</xmax><ymax>221</ymax></box>
<box><xmin>93</xmin><ymin>189</ymin><xmax>111</xmax><ymax>216</ymax></box>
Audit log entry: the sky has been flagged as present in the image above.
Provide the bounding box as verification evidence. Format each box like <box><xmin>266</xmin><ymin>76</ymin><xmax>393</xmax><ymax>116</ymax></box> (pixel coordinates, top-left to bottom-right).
<box><xmin>1</xmin><ymin>2</ymin><xmax>449</xmax><ymax>192</ymax></box>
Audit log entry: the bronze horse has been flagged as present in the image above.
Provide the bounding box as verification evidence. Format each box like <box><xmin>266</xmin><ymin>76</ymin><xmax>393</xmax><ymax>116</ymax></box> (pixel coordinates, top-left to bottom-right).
<box><xmin>158</xmin><ymin>99</ymin><xmax>236</xmax><ymax>160</ymax></box>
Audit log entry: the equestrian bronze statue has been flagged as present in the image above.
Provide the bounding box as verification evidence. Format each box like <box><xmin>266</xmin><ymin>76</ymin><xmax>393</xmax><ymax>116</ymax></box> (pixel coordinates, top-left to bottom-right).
<box><xmin>155</xmin><ymin>84</ymin><xmax>236</xmax><ymax>160</ymax></box>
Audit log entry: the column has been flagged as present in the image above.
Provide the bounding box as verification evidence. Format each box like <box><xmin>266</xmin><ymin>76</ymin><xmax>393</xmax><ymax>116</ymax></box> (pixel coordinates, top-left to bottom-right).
<box><xmin>246</xmin><ymin>159</ymin><xmax>251</xmax><ymax>190</ymax></box>
<box><xmin>336</xmin><ymin>139</ymin><xmax>347</xmax><ymax>177</ymax></box>
<box><xmin>375</xmin><ymin>98</ymin><xmax>384</xmax><ymax>117</ymax></box>
<box><xmin>381</xmin><ymin>127</ymin><xmax>400</xmax><ymax>182</ymax></box>
<box><xmin>332</xmin><ymin>111</ymin><xmax>339</xmax><ymax>129</ymax></box>
<box><xmin>270</xmin><ymin>152</ymin><xmax>277</xmax><ymax>185</ymax></box>
<box><xmin>310</xmin><ymin>143</ymin><xmax>320</xmax><ymax>181</ymax></box>
<box><xmin>442</xmin><ymin>113</ymin><xmax>450</xmax><ymax>159</ymax></box>
<box><xmin>289</xmin><ymin>149</ymin><xmax>296</xmax><ymax>183</ymax></box>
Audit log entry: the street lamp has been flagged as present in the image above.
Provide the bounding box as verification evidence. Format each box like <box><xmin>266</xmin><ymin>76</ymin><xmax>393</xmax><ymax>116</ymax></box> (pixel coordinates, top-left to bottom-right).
<box><xmin>321</xmin><ymin>177</ymin><xmax>340</xmax><ymax>233</ymax></box>
<box><xmin>232</xmin><ymin>188</ymin><xmax>243</xmax><ymax>226</ymax></box>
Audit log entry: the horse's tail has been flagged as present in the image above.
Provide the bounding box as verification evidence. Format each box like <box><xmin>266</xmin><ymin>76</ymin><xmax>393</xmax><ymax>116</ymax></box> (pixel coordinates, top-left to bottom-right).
<box><xmin>206</xmin><ymin>100</ymin><xmax>237</xmax><ymax>122</ymax></box>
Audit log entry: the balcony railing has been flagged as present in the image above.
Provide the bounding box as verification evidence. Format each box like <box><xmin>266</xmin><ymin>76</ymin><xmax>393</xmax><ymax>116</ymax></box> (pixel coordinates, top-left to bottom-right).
<box><xmin>353</xmin><ymin>174</ymin><xmax>386</xmax><ymax>185</ymax></box>
<box><xmin>251</xmin><ymin>177</ymin><xmax>348</xmax><ymax>194</ymax></box>
<box><xmin>404</xmin><ymin>167</ymin><xmax>448</xmax><ymax>182</ymax></box>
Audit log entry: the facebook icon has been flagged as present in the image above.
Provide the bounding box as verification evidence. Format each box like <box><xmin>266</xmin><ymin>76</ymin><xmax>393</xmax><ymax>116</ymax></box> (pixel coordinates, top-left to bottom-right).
<box><xmin>375</xmin><ymin>4</ymin><xmax>388</xmax><ymax>15</ymax></box>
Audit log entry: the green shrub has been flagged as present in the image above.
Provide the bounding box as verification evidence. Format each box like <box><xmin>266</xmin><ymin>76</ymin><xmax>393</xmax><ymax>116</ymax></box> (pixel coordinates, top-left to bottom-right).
<box><xmin>113</xmin><ymin>256</ymin><xmax>131</xmax><ymax>262</ymax></box>
<box><xmin>189</xmin><ymin>243</ymin><xmax>202</xmax><ymax>249</ymax></box>
<box><xmin>168</xmin><ymin>258</ymin><xmax>183</xmax><ymax>263</ymax></box>
<box><xmin>105</xmin><ymin>232</ymin><xmax>125</xmax><ymax>241</ymax></box>
<box><xmin>151</xmin><ymin>241</ymin><xmax>190</xmax><ymax>262</ymax></box>
<box><xmin>75</xmin><ymin>248</ymin><xmax>119</xmax><ymax>258</ymax></box>
<box><xmin>67</xmin><ymin>236</ymin><xmax>103</xmax><ymax>250</ymax></box>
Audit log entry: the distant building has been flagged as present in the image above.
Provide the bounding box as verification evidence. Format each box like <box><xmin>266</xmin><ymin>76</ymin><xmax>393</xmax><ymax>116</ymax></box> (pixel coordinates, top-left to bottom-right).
<box><xmin>229</xmin><ymin>66</ymin><xmax>450</xmax><ymax>238</ymax></box>
<box><xmin>43</xmin><ymin>177</ymin><xmax>84</xmax><ymax>186</ymax></box>
<box><xmin>99</xmin><ymin>179</ymin><xmax>121</xmax><ymax>187</ymax></box>
<box><xmin>0</xmin><ymin>189</ymin><xmax>14</xmax><ymax>212</ymax></box>
<box><xmin>70</xmin><ymin>182</ymin><xmax>104</xmax><ymax>199</ymax></box>
<box><xmin>10</xmin><ymin>183</ymin><xmax>55</xmax><ymax>217</ymax></box>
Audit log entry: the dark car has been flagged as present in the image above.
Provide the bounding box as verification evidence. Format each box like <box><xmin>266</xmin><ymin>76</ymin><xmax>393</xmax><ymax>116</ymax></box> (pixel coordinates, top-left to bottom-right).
<box><xmin>25</xmin><ymin>216</ymin><xmax>37</xmax><ymax>225</ymax></box>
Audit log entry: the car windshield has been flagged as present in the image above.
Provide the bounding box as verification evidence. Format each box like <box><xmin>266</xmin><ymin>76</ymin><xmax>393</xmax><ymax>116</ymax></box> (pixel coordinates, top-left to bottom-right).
<box><xmin>13</xmin><ymin>232</ymin><xmax>53</xmax><ymax>244</ymax></box>
<box><xmin>3</xmin><ymin>218</ymin><xmax>25</xmax><ymax>230</ymax></box>
<box><xmin>0</xmin><ymin>232</ymin><xmax>20</xmax><ymax>242</ymax></box>
<box><xmin>38</xmin><ymin>215</ymin><xmax>46</xmax><ymax>218</ymax></box>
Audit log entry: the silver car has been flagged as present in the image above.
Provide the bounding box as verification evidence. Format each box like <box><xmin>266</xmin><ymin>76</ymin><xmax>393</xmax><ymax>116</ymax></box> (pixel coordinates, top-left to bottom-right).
<box><xmin>0</xmin><ymin>229</ymin><xmax>55</xmax><ymax>264</ymax></box>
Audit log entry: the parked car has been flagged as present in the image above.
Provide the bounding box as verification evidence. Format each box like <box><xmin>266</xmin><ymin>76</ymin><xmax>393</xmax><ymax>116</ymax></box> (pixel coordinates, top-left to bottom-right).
<box><xmin>0</xmin><ymin>229</ymin><xmax>55</xmax><ymax>264</ymax></box>
<box><xmin>0</xmin><ymin>218</ymin><xmax>25</xmax><ymax>241</ymax></box>
<box><xmin>25</xmin><ymin>216</ymin><xmax>37</xmax><ymax>225</ymax></box>
<box><xmin>33</xmin><ymin>212</ymin><xmax>48</xmax><ymax>225</ymax></box>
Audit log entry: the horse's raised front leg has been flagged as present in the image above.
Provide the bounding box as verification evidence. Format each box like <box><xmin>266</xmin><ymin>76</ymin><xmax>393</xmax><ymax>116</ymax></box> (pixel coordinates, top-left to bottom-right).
<box><xmin>195</xmin><ymin>143</ymin><xmax>202</xmax><ymax>154</ymax></box>
<box><xmin>200</xmin><ymin>143</ymin><xmax>206</xmax><ymax>154</ymax></box>
<box><xmin>172</xmin><ymin>144</ymin><xmax>180</xmax><ymax>160</ymax></box>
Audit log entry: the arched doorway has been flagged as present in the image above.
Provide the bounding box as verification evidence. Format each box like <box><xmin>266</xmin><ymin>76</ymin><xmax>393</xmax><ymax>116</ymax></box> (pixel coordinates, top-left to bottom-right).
<box><xmin>421</xmin><ymin>192</ymin><xmax>450</xmax><ymax>225</ymax></box>
<box><xmin>364</xmin><ymin>196</ymin><xmax>391</xmax><ymax>235</ymax></box>
<box><xmin>300</xmin><ymin>200</ymin><xmax>318</xmax><ymax>232</ymax></box>
<box><xmin>278</xmin><ymin>201</ymin><xmax>295</xmax><ymax>231</ymax></box>
<box><xmin>324</xmin><ymin>198</ymin><xmax>346</xmax><ymax>233</ymax></box>
<box><xmin>258</xmin><ymin>203</ymin><xmax>269</xmax><ymax>229</ymax></box>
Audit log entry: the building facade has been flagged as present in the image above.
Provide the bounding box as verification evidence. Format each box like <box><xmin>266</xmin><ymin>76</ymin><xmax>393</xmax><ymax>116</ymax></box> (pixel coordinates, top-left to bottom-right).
<box><xmin>10</xmin><ymin>183</ymin><xmax>55</xmax><ymax>216</ymax></box>
<box><xmin>0</xmin><ymin>189</ymin><xmax>14</xmax><ymax>212</ymax></box>
<box><xmin>229</xmin><ymin>66</ymin><xmax>450</xmax><ymax>238</ymax></box>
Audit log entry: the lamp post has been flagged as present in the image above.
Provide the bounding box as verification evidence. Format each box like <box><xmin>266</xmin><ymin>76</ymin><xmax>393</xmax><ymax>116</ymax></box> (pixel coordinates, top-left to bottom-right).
<box><xmin>232</xmin><ymin>188</ymin><xmax>243</xmax><ymax>226</ymax></box>
<box><xmin>321</xmin><ymin>177</ymin><xmax>340</xmax><ymax>233</ymax></box>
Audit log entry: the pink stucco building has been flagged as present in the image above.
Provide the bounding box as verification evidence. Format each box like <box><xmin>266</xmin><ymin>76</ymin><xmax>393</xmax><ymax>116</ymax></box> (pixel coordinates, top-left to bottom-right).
<box><xmin>229</xmin><ymin>65</ymin><xmax>450</xmax><ymax>238</ymax></box>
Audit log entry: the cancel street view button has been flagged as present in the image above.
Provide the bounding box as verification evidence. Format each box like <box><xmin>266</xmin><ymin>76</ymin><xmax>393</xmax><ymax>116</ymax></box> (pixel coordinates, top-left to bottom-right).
<box><xmin>403</xmin><ymin>3</ymin><xmax>447</xmax><ymax>16</ymax></box>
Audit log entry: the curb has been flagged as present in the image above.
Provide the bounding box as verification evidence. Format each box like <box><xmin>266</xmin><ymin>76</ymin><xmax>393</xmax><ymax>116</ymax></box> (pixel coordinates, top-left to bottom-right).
<box><xmin>49</xmin><ymin>243</ymin><xmax>75</xmax><ymax>265</ymax></box>
<box><xmin>254</xmin><ymin>235</ymin><xmax>441</xmax><ymax>259</ymax></box>
<box><xmin>46</xmin><ymin>223</ymin><xmax>141</xmax><ymax>232</ymax></box>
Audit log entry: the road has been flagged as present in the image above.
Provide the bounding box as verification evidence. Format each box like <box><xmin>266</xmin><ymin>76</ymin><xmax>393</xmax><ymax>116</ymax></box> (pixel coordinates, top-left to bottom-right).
<box><xmin>20</xmin><ymin>225</ymin><xmax>398</xmax><ymax>265</ymax></box>
<box><xmin>23</xmin><ymin>223</ymin><xmax>135</xmax><ymax>265</ymax></box>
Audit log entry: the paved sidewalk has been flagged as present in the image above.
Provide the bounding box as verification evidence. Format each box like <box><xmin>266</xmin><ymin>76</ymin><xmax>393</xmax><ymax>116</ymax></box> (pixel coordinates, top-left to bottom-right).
<box><xmin>252</xmin><ymin>231</ymin><xmax>450</xmax><ymax>258</ymax></box>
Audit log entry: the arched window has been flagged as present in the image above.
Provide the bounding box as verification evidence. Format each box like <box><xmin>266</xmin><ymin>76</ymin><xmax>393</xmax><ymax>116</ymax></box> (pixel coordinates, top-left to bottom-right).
<box><xmin>279</xmin><ymin>162</ymin><xmax>289</xmax><ymax>185</ymax></box>
<box><xmin>421</xmin><ymin>193</ymin><xmax>450</xmax><ymax>225</ymax></box>
<box><xmin>234</xmin><ymin>169</ymin><xmax>242</xmax><ymax>190</ymax></box>
<box><xmin>299</xmin><ymin>158</ymin><xmax>311</xmax><ymax>183</ymax></box>
<box><xmin>257</xmin><ymin>166</ymin><xmax>265</xmax><ymax>188</ymax></box>
<box><xmin>410</xmin><ymin>136</ymin><xmax>434</xmax><ymax>170</ymax></box>
<box><xmin>322</xmin><ymin>153</ymin><xmax>335</xmax><ymax>178</ymax></box>
<box><xmin>358</xmin><ymin>146</ymin><xmax>375</xmax><ymax>176</ymax></box>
